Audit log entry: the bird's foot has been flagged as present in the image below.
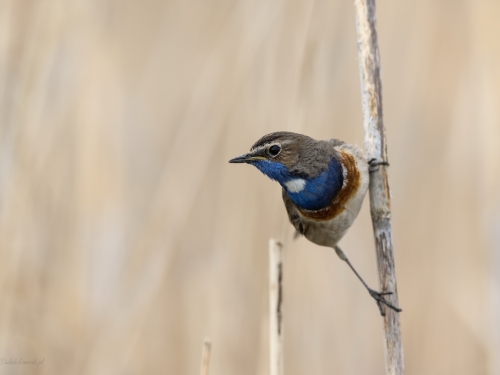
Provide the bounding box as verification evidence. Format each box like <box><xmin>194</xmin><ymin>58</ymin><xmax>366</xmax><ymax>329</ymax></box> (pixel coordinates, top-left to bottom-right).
<box><xmin>368</xmin><ymin>158</ymin><xmax>389</xmax><ymax>173</ymax></box>
<box><xmin>367</xmin><ymin>288</ymin><xmax>402</xmax><ymax>316</ymax></box>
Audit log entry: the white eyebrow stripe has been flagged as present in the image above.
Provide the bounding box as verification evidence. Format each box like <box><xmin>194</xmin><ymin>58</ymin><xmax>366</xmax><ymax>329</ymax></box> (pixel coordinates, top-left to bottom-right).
<box><xmin>250</xmin><ymin>142</ymin><xmax>283</xmax><ymax>153</ymax></box>
<box><xmin>250</xmin><ymin>144</ymin><xmax>267</xmax><ymax>153</ymax></box>
<box><xmin>285</xmin><ymin>179</ymin><xmax>306</xmax><ymax>193</ymax></box>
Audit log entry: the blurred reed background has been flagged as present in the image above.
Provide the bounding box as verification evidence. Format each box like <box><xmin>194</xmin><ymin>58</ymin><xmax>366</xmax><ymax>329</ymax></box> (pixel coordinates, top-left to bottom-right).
<box><xmin>1</xmin><ymin>0</ymin><xmax>499</xmax><ymax>374</ymax></box>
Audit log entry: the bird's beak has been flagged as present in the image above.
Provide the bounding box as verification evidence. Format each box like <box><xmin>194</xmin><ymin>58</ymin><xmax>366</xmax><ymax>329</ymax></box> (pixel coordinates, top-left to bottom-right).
<box><xmin>228</xmin><ymin>153</ymin><xmax>252</xmax><ymax>164</ymax></box>
<box><xmin>228</xmin><ymin>153</ymin><xmax>265</xmax><ymax>164</ymax></box>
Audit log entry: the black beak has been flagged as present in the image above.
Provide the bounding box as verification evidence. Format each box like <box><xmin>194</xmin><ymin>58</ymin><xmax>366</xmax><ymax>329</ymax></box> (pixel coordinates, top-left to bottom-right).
<box><xmin>228</xmin><ymin>153</ymin><xmax>252</xmax><ymax>164</ymax></box>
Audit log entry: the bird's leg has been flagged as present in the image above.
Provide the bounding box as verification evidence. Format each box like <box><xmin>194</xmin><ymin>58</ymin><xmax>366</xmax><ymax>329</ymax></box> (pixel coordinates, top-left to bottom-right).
<box><xmin>368</xmin><ymin>158</ymin><xmax>389</xmax><ymax>173</ymax></box>
<box><xmin>333</xmin><ymin>245</ymin><xmax>402</xmax><ymax>316</ymax></box>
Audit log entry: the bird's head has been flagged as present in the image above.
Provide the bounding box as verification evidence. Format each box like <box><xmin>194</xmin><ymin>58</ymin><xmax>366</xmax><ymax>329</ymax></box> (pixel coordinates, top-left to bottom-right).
<box><xmin>229</xmin><ymin>132</ymin><xmax>317</xmax><ymax>181</ymax></box>
<box><xmin>229</xmin><ymin>132</ymin><xmax>343</xmax><ymax>210</ymax></box>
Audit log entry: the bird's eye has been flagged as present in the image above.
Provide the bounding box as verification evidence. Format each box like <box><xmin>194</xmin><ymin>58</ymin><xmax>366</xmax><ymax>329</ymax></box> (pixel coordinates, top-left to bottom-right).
<box><xmin>268</xmin><ymin>145</ymin><xmax>281</xmax><ymax>157</ymax></box>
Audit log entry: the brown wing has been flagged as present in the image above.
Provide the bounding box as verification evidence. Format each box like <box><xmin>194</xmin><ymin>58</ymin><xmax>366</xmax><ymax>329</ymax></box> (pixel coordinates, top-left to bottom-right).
<box><xmin>282</xmin><ymin>189</ymin><xmax>308</xmax><ymax>238</ymax></box>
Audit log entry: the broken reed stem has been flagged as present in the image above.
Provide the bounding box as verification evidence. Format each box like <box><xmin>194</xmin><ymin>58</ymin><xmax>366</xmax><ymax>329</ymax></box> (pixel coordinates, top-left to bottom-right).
<box><xmin>269</xmin><ymin>239</ymin><xmax>284</xmax><ymax>375</ymax></box>
<box><xmin>353</xmin><ymin>1</ymin><xmax>405</xmax><ymax>375</ymax></box>
<box><xmin>199</xmin><ymin>338</ymin><xmax>212</xmax><ymax>375</ymax></box>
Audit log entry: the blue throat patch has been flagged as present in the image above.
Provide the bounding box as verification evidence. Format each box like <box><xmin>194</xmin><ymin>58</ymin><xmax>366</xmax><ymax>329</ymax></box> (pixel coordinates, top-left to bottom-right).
<box><xmin>251</xmin><ymin>158</ymin><xmax>344</xmax><ymax>211</ymax></box>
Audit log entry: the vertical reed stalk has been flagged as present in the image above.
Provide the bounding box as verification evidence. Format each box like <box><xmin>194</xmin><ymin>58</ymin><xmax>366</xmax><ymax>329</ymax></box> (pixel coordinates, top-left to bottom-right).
<box><xmin>200</xmin><ymin>338</ymin><xmax>212</xmax><ymax>375</ymax></box>
<box><xmin>353</xmin><ymin>1</ymin><xmax>405</xmax><ymax>374</ymax></box>
<box><xmin>269</xmin><ymin>239</ymin><xmax>284</xmax><ymax>375</ymax></box>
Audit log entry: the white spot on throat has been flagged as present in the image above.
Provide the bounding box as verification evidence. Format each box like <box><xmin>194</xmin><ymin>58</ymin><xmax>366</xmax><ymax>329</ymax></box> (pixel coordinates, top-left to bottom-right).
<box><xmin>285</xmin><ymin>179</ymin><xmax>306</xmax><ymax>193</ymax></box>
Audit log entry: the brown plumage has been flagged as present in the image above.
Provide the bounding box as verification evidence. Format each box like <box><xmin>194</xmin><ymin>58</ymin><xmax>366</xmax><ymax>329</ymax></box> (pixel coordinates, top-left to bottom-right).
<box><xmin>292</xmin><ymin>149</ymin><xmax>362</xmax><ymax>222</ymax></box>
<box><xmin>229</xmin><ymin>131</ymin><xmax>402</xmax><ymax>315</ymax></box>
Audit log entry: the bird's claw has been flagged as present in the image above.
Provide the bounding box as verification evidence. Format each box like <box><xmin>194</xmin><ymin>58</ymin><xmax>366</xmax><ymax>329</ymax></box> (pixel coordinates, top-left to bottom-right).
<box><xmin>367</xmin><ymin>288</ymin><xmax>402</xmax><ymax>316</ymax></box>
<box><xmin>368</xmin><ymin>158</ymin><xmax>389</xmax><ymax>173</ymax></box>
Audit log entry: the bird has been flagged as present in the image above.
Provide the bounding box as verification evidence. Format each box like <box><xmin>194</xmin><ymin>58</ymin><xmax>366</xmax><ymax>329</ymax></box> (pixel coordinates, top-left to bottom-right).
<box><xmin>229</xmin><ymin>131</ymin><xmax>401</xmax><ymax>315</ymax></box>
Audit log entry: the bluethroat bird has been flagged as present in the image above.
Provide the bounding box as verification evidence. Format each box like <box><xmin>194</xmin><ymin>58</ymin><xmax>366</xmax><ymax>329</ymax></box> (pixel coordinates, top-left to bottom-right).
<box><xmin>229</xmin><ymin>131</ymin><xmax>401</xmax><ymax>315</ymax></box>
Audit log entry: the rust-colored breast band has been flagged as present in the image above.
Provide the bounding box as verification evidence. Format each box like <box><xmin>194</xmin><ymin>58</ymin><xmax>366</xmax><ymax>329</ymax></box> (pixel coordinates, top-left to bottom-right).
<box><xmin>297</xmin><ymin>150</ymin><xmax>361</xmax><ymax>221</ymax></box>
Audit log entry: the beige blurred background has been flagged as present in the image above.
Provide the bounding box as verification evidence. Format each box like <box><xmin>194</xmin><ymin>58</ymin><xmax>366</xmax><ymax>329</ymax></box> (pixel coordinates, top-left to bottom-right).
<box><xmin>1</xmin><ymin>0</ymin><xmax>500</xmax><ymax>374</ymax></box>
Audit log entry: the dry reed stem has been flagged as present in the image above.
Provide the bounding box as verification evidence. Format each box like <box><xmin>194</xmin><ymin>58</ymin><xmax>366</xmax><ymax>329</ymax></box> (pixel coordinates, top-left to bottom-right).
<box><xmin>353</xmin><ymin>0</ymin><xmax>405</xmax><ymax>374</ymax></box>
<box><xmin>200</xmin><ymin>338</ymin><xmax>212</xmax><ymax>375</ymax></box>
<box><xmin>269</xmin><ymin>239</ymin><xmax>284</xmax><ymax>375</ymax></box>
